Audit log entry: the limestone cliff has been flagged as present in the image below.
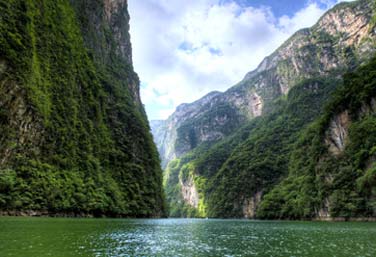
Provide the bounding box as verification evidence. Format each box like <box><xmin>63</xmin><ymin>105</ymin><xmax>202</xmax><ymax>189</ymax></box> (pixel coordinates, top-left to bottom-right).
<box><xmin>152</xmin><ymin>0</ymin><xmax>376</xmax><ymax>169</ymax></box>
<box><xmin>0</xmin><ymin>0</ymin><xmax>165</xmax><ymax>217</ymax></box>
<box><xmin>258</xmin><ymin>55</ymin><xmax>376</xmax><ymax>220</ymax></box>
<box><xmin>325</xmin><ymin>110</ymin><xmax>351</xmax><ymax>155</ymax></box>
<box><xmin>155</xmin><ymin>0</ymin><xmax>376</xmax><ymax>218</ymax></box>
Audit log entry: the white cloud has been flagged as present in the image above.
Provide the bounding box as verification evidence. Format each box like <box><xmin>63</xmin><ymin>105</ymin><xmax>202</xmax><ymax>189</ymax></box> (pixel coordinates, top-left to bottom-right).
<box><xmin>128</xmin><ymin>0</ymin><xmax>353</xmax><ymax>120</ymax></box>
<box><xmin>278</xmin><ymin>3</ymin><xmax>326</xmax><ymax>33</ymax></box>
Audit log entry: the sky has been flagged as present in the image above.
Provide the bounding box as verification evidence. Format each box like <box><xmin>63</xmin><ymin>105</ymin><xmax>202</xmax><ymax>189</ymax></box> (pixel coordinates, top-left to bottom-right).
<box><xmin>128</xmin><ymin>0</ymin><xmax>354</xmax><ymax>121</ymax></box>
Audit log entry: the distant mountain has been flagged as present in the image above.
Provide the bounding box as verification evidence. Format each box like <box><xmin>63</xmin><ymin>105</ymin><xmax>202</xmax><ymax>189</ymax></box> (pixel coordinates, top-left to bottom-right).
<box><xmin>151</xmin><ymin>0</ymin><xmax>376</xmax><ymax>218</ymax></box>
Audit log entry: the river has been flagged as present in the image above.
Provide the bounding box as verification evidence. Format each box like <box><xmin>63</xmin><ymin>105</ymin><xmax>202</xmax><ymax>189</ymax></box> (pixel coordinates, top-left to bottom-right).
<box><xmin>1</xmin><ymin>218</ymin><xmax>376</xmax><ymax>256</ymax></box>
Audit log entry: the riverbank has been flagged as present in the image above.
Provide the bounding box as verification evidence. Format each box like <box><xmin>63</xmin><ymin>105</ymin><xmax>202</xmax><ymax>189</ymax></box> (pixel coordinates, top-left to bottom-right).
<box><xmin>1</xmin><ymin>210</ymin><xmax>376</xmax><ymax>221</ymax></box>
<box><xmin>0</xmin><ymin>210</ymin><xmax>165</xmax><ymax>218</ymax></box>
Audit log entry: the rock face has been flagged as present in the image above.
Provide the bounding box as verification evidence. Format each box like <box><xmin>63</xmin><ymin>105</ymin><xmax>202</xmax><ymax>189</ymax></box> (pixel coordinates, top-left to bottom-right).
<box><xmin>103</xmin><ymin>0</ymin><xmax>134</xmax><ymax>71</ymax></box>
<box><xmin>242</xmin><ymin>191</ymin><xmax>263</xmax><ymax>219</ymax></box>
<box><xmin>180</xmin><ymin>176</ymin><xmax>199</xmax><ymax>208</ymax></box>
<box><xmin>70</xmin><ymin>0</ymin><xmax>137</xmax><ymax>100</ymax></box>
<box><xmin>151</xmin><ymin>91</ymin><xmax>223</xmax><ymax>168</ymax></box>
<box><xmin>325</xmin><ymin>111</ymin><xmax>351</xmax><ymax>155</ymax></box>
<box><xmin>325</xmin><ymin>97</ymin><xmax>376</xmax><ymax>155</ymax></box>
<box><xmin>152</xmin><ymin>0</ymin><xmax>376</xmax><ymax>169</ymax></box>
<box><xmin>264</xmin><ymin>55</ymin><xmax>376</xmax><ymax>220</ymax></box>
<box><xmin>152</xmin><ymin>0</ymin><xmax>376</xmax><ymax>217</ymax></box>
<box><xmin>0</xmin><ymin>80</ymin><xmax>45</xmax><ymax>167</ymax></box>
<box><xmin>0</xmin><ymin>0</ymin><xmax>165</xmax><ymax>217</ymax></box>
<box><xmin>104</xmin><ymin>0</ymin><xmax>125</xmax><ymax>20</ymax></box>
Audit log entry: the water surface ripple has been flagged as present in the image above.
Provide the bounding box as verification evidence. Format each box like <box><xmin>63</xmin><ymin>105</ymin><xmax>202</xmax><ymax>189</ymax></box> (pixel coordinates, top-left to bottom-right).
<box><xmin>1</xmin><ymin>218</ymin><xmax>375</xmax><ymax>256</ymax></box>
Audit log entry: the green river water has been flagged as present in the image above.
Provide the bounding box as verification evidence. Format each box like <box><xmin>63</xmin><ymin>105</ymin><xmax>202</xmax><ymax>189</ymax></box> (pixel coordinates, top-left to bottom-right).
<box><xmin>0</xmin><ymin>218</ymin><xmax>375</xmax><ymax>256</ymax></box>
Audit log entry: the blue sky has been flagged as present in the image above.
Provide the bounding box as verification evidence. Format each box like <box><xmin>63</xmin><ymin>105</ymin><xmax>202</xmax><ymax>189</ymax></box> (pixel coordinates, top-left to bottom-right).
<box><xmin>128</xmin><ymin>0</ymin><xmax>353</xmax><ymax>120</ymax></box>
<box><xmin>222</xmin><ymin>0</ymin><xmax>311</xmax><ymax>16</ymax></box>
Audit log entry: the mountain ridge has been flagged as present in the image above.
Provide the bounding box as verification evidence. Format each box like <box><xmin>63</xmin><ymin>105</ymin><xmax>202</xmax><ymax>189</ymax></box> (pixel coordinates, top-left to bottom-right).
<box><xmin>151</xmin><ymin>0</ymin><xmax>376</xmax><ymax>218</ymax></box>
<box><xmin>152</xmin><ymin>0</ymin><xmax>375</xmax><ymax>169</ymax></box>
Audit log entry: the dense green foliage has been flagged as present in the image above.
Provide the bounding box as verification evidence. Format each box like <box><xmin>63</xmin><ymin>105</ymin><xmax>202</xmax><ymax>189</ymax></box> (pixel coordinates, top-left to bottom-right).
<box><xmin>205</xmin><ymin>78</ymin><xmax>339</xmax><ymax>217</ymax></box>
<box><xmin>160</xmin><ymin>0</ymin><xmax>376</xmax><ymax>219</ymax></box>
<box><xmin>258</xmin><ymin>56</ymin><xmax>376</xmax><ymax>219</ymax></box>
<box><xmin>165</xmin><ymin>77</ymin><xmax>339</xmax><ymax>217</ymax></box>
<box><xmin>0</xmin><ymin>0</ymin><xmax>165</xmax><ymax>217</ymax></box>
<box><xmin>164</xmin><ymin>143</ymin><xmax>212</xmax><ymax>217</ymax></box>
<box><xmin>166</xmin><ymin>55</ymin><xmax>376</xmax><ymax>218</ymax></box>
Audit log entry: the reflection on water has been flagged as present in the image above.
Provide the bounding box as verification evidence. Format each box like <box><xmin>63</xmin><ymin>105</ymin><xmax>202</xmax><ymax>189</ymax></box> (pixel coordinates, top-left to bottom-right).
<box><xmin>0</xmin><ymin>218</ymin><xmax>376</xmax><ymax>257</ymax></box>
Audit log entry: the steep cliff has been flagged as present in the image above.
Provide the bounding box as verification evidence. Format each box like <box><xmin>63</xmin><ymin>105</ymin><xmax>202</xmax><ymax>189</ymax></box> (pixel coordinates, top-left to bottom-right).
<box><xmin>151</xmin><ymin>91</ymin><xmax>223</xmax><ymax>168</ymax></box>
<box><xmin>258</xmin><ymin>56</ymin><xmax>376</xmax><ymax>220</ymax></box>
<box><xmin>0</xmin><ymin>0</ymin><xmax>165</xmax><ymax>217</ymax></box>
<box><xmin>153</xmin><ymin>0</ymin><xmax>376</xmax><ymax>217</ymax></box>
<box><xmin>153</xmin><ymin>0</ymin><xmax>376</xmax><ymax>169</ymax></box>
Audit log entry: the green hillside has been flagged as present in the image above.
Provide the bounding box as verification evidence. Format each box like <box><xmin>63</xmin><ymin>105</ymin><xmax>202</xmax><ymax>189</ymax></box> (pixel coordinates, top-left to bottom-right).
<box><xmin>0</xmin><ymin>0</ymin><xmax>165</xmax><ymax>217</ymax></box>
